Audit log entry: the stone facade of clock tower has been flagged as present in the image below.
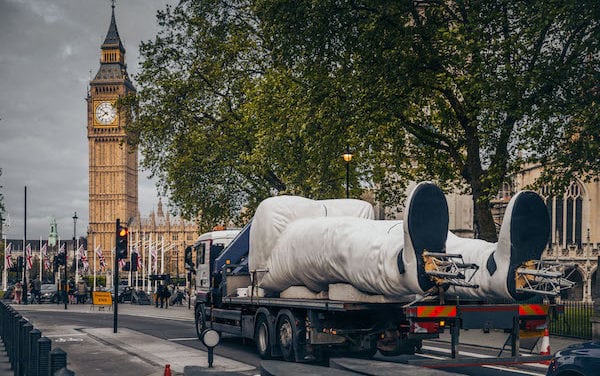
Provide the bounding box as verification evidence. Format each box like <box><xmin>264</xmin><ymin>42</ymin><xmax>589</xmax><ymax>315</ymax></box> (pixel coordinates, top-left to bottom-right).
<box><xmin>87</xmin><ymin>4</ymin><xmax>138</xmax><ymax>269</ymax></box>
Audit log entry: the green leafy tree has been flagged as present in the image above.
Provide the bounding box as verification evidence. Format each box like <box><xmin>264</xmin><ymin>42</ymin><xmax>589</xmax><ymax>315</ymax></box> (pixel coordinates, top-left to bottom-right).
<box><xmin>254</xmin><ymin>0</ymin><xmax>600</xmax><ymax>241</ymax></box>
<box><xmin>126</xmin><ymin>0</ymin><xmax>600</xmax><ymax>240</ymax></box>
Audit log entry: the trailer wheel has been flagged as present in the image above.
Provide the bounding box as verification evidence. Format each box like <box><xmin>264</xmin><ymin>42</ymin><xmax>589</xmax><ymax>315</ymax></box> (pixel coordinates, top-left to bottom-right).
<box><xmin>255</xmin><ymin>314</ymin><xmax>272</xmax><ymax>359</ymax></box>
<box><xmin>277</xmin><ymin>311</ymin><xmax>297</xmax><ymax>362</ymax></box>
<box><xmin>195</xmin><ymin>304</ymin><xmax>207</xmax><ymax>340</ymax></box>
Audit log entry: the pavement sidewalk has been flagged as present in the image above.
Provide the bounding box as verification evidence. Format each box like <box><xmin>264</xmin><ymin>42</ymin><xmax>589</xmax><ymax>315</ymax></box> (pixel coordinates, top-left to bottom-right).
<box><xmin>10</xmin><ymin>302</ymin><xmax>257</xmax><ymax>375</ymax></box>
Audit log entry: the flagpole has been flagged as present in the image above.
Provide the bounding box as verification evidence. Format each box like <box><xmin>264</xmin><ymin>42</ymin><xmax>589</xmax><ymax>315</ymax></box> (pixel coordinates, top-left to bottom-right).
<box><xmin>23</xmin><ymin>185</ymin><xmax>28</xmax><ymax>305</ymax></box>
<box><xmin>110</xmin><ymin>247</ymin><xmax>114</xmax><ymax>290</ymax></box>
<box><xmin>75</xmin><ymin>238</ymin><xmax>79</xmax><ymax>286</ymax></box>
<box><xmin>57</xmin><ymin>236</ymin><xmax>60</xmax><ymax>285</ymax></box>
<box><xmin>148</xmin><ymin>233</ymin><xmax>152</xmax><ymax>293</ymax></box>
<box><xmin>2</xmin><ymin>237</ymin><xmax>7</xmax><ymax>291</ymax></box>
<box><xmin>135</xmin><ymin>230</ymin><xmax>139</xmax><ymax>289</ymax></box>
<box><xmin>141</xmin><ymin>231</ymin><xmax>145</xmax><ymax>291</ymax></box>
<box><xmin>93</xmin><ymin>238</ymin><xmax>97</xmax><ymax>291</ymax></box>
<box><xmin>127</xmin><ymin>231</ymin><xmax>132</xmax><ymax>287</ymax></box>
<box><xmin>39</xmin><ymin>237</ymin><xmax>42</xmax><ymax>282</ymax></box>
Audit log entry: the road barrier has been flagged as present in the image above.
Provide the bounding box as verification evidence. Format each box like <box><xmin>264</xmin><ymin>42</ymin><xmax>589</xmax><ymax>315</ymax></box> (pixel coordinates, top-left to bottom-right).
<box><xmin>0</xmin><ymin>301</ymin><xmax>75</xmax><ymax>375</ymax></box>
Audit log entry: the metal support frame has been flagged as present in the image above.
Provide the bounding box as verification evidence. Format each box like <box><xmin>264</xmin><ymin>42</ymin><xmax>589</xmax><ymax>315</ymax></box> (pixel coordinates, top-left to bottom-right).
<box><xmin>516</xmin><ymin>260</ymin><xmax>576</xmax><ymax>296</ymax></box>
<box><xmin>423</xmin><ymin>252</ymin><xmax>480</xmax><ymax>289</ymax></box>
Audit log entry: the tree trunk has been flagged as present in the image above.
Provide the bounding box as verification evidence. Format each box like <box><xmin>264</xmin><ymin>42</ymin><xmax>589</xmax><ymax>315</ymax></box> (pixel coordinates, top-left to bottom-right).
<box><xmin>464</xmin><ymin>129</ymin><xmax>498</xmax><ymax>242</ymax></box>
<box><xmin>472</xmin><ymin>194</ymin><xmax>498</xmax><ymax>242</ymax></box>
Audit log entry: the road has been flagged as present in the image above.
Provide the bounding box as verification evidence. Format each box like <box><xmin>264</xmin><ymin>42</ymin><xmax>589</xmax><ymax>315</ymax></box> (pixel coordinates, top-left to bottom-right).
<box><xmin>14</xmin><ymin>305</ymin><xmax>552</xmax><ymax>376</ymax></box>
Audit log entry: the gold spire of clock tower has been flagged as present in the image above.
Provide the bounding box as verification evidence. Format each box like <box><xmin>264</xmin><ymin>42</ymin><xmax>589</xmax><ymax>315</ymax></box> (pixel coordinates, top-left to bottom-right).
<box><xmin>87</xmin><ymin>3</ymin><xmax>138</xmax><ymax>273</ymax></box>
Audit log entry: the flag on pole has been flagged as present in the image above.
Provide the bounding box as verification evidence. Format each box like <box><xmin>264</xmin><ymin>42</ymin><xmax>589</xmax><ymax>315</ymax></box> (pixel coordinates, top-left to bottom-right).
<box><xmin>150</xmin><ymin>245</ymin><xmax>157</xmax><ymax>272</ymax></box>
<box><xmin>79</xmin><ymin>245</ymin><xmax>89</xmax><ymax>272</ymax></box>
<box><xmin>5</xmin><ymin>243</ymin><xmax>13</xmax><ymax>269</ymax></box>
<box><xmin>26</xmin><ymin>243</ymin><xmax>33</xmax><ymax>270</ymax></box>
<box><xmin>119</xmin><ymin>258</ymin><xmax>126</xmax><ymax>270</ymax></box>
<box><xmin>95</xmin><ymin>245</ymin><xmax>106</xmax><ymax>271</ymax></box>
<box><xmin>133</xmin><ymin>246</ymin><xmax>143</xmax><ymax>270</ymax></box>
<box><xmin>41</xmin><ymin>243</ymin><xmax>51</xmax><ymax>271</ymax></box>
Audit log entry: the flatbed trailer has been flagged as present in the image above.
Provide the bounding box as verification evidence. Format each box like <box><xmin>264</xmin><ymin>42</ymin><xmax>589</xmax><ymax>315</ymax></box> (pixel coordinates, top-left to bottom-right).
<box><xmin>195</xmin><ymin>285</ymin><xmax>550</xmax><ymax>364</ymax></box>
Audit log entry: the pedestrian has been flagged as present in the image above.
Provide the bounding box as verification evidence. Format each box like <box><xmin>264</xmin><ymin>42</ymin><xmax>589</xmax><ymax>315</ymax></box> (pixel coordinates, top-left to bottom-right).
<box><xmin>14</xmin><ymin>282</ymin><xmax>23</xmax><ymax>304</ymax></box>
<box><xmin>164</xmin><ymin>284</ymin><xmax>171</xmax><ymax>309</ymax></box>
<box><xmin>157</xmin><ymin>283</ymin><xmax>165</xmax><ymax>308</ymax></box>
<box><xmin>68</xmin><ymin>278</ymin><xmax>75</xmax><ymax>304</ymax></box>
<box><xmin>34</xmin><ymin>278</ymin><xmax>42</xmax><ymax>303</ymax></box>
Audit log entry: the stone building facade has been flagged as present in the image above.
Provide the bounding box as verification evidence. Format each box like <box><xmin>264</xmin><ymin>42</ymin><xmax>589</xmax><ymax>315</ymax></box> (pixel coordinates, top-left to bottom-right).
<box><xmin>129</xmin><ymin>199</ymin><xmax>198</xmax><ymax>279</ymax></box>
<box><xmin>87</xmin><ymin>5</ymin><xmax>198</xmax><ymax>281</ymax></box>
<box><xmin>87</xmin><ymin>4</ymin><xmax>138</xmax><ymax>267</ymax></box>
<box><xmin>503</xmin><ymin>164</ymin><xmax>599</xmax><ymax>302</ymax></box>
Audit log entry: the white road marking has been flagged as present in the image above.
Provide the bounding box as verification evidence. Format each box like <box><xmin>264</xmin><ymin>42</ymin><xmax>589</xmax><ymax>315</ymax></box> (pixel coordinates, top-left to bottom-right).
<box><xmin>167</xmin><ymin>337</ymin><xmax>199</xmax><ymax>342</ymax></box>
<box><xmin>421</xmin><ymin>345</ymin><xmax>548</xmax><ymax>376</ymax></box>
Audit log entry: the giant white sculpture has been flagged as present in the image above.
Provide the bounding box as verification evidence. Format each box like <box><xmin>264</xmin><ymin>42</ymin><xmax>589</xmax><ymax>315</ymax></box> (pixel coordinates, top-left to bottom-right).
<box><xmin>249</xmin><ymin>182</ymin><xmax>550</xmax><ymax>301</ymax></box>
<box><xmin>249</xmin><ymin>182</ymin><xmax>449</xmax><ymax>296</ymax></box>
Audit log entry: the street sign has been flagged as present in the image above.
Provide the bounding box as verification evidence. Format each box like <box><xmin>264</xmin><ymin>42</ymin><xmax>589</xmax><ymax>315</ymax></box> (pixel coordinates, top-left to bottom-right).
<box><xmin>92</xmin><ymin>291</ymin><xmax>113</xmax><ymax>306</ymax></box>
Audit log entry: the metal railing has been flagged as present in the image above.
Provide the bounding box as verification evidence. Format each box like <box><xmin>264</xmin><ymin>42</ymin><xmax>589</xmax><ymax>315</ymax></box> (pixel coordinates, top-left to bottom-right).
<box><xmin>548</xmin><ymin>300</ymin><xmax>593</xmax><ymax>339</ymax></box>
<box><xmin>0</xmin><ymin>301</ymin><xmax>75</xmax><ymax>376</ymax></box>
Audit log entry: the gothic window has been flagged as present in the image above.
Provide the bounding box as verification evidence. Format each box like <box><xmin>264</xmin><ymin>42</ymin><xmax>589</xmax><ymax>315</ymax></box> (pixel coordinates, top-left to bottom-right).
<box><xmin>541</xmin><ymin>182</ymin><xmax>584</xmax><ymax>248</ymax></box>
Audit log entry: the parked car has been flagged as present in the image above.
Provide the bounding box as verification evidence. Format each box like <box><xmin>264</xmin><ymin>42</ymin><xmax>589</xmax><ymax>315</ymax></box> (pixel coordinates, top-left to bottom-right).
<box><xmin>39</xmin><ymin>284</ymin><xmax>59</xmax><ymax>303</ymax></box>
<box><xmin>110</xmin><ymin>285</ymin><xmax>132</xmax><ymax>303</ymax></box>
<box><xmin>546</xmin><ymin>341</ymin><xmax>600</xmax><ymax>376</ymax></box>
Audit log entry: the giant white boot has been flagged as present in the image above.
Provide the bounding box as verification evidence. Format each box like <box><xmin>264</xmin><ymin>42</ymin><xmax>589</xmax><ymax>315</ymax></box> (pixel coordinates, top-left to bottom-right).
<box><xmin>444</xmin><ymin>191</ymin><xmax>550</xmax><ymax>301</ymax></box>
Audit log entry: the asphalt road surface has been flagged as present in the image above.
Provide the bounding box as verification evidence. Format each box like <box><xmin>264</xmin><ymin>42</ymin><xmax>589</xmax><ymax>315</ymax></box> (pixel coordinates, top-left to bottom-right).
<box><xmin>17</xmin><ymin>307</ymin><xmax>551</xmax><ymax>376</ymax></box>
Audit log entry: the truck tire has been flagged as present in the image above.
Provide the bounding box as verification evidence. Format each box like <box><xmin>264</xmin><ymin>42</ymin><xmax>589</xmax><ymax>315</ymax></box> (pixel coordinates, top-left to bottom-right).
<box><xmin>255</xmin><ymin>314</ymin><xmax>273</xmax><ymax>359</ymax></box>
<box><xmin>277</xmin><ymin>310</ymin><xmax>298</xmax><ymax>362</ymax></box>
<box><xmin>195</xmin><ymin>304</ymin><xmax>207</xmax><ymax>340</ymax></box>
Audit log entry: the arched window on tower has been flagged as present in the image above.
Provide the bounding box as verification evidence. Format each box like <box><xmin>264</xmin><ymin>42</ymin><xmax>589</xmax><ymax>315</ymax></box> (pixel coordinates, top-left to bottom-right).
<box><xmin>541</xmin><ymin>181</ymin><xmax>584</xmax><ymax>248</ymax></box>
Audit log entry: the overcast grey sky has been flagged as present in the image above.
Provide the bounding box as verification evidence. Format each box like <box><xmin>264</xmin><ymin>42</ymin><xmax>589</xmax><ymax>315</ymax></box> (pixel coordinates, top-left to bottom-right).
<box><xmin>0</xmin><ymin>0</ymin><xmax>176</xmax><ymax>241</ymax></box>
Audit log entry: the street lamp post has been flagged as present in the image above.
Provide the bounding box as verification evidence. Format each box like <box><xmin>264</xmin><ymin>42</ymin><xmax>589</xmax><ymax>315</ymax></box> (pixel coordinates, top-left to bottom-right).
<box><xmin>176</xmin><ymin>246</ymin><xmax>179</xmax><ymax>285</ymax></box>
<box><xmin>342</xmin><ymin>146</ymin><xmax>353</xmax><ymax>198</ymax></box>
<box><xmin>72</xmin><ymin>212</ymin><xmax>78</xmax><ymax>287</ymax></box>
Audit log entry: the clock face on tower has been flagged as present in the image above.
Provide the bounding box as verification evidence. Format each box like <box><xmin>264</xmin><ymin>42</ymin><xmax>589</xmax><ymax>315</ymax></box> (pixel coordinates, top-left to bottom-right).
<box><xmin>95</xmin><ymin>101</ymin><xmax>117</xmax><ymax>125</ymax></box>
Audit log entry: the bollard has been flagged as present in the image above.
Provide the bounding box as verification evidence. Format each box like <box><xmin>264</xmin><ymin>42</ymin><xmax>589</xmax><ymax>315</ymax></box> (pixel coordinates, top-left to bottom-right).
<box><xmin>17</xmin><ymin>317</ymin><xmax>27</xmax><ymax>375</ymax></box>
<box><xmin>0</xmin><ymin>302</ymin><xmax>5</xmax><ymax>337</ymax></box>
<box><xmin>9</xmin><ymin>312</ymin><xmax>21</xmax><ymax>368</ymax></box>
<box><xmin>22</xmin><ymin>322</ymin><xmax>33</xmax><ymax>376</ymax></box>
<box><xmin>37</xmin><ymin>337</ymin><xmax>51</xmax><ymax>376</ymax></box>
<box><xmin>28</xmin><ymin>328</ymin><xmax>41</xmax><ymax>376</ymax></box>
<box><xmin>50</xmin><ymin>347</ymin><xmax>67</xmax><ymax>375</ymax></box>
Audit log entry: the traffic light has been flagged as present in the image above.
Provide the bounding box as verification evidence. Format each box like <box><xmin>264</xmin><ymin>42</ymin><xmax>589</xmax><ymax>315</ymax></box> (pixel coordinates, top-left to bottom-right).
<box><xmin>184</xmin><ymin>246</ymin><xmax>193</xmax><ymax>270</ymax></box>
<box><xmin>56</xmin><ymin>252</ymin><xmax>66</xmax><ymax>266</ymax></box>
<box><xmin>116</xmin><ymin>224</ymin><xmax>128</xmax><ymax>260</ymax></box>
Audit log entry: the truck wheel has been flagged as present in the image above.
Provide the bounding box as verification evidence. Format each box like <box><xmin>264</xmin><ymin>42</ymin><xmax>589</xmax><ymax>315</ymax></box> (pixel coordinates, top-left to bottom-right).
<box><xmin>277</xmin><ymin>311</ymin><xmax>297</xmax><ymax>362</ymax></box>
<box><xmin>255</xmin><ymin>314</ymin><xmax>272</xmax><ymax>359</ymax></box>
<box><xmin>195</xmin><ymin>305</ymin><xmax>206</xmax><ymax>340</ymax></box>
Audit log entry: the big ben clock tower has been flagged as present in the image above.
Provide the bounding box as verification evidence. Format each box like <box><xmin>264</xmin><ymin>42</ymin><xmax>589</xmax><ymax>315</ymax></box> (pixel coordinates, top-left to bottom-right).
<box><xmin>87</xmin><ymin>3</ymin><xmax>138</xmax><ymax>270</ymax></box>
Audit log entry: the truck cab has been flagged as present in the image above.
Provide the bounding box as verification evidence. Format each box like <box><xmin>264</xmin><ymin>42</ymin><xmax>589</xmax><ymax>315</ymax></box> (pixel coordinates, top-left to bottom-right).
<box><xmin>192</xmin><ymin>229</ymin><xmax>241</xmax><ymax>292</ymax></box>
